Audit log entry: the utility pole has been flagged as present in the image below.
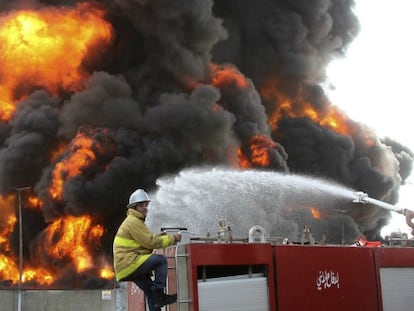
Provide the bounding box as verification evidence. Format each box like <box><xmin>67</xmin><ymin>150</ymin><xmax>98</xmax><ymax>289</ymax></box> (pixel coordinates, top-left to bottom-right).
<box><xmin>11</xmin><ymin>186</ymin><xmax>31</xmax><ymax>311</ymax></box>
<box><xmin>334</xmin><ymin>209</ymin><xmax>347</xmax><ymax>245</ymax></box>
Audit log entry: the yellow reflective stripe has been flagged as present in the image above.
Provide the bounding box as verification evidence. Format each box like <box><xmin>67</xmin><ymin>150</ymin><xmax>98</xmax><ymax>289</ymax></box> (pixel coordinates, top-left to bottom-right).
<box><xmin>114</xmin><ymin>236</ymin><xmax>140</xmax><ymax>247</ymax></box>
<box><xmin>116</xmin><ymin>254</ymin><xmax>151</xmax><ymax>281</ymax></box>
<box><xmin>161</xmin><ymin>235</ymin><xmax>170</xmax><ymax>248</ymax></box>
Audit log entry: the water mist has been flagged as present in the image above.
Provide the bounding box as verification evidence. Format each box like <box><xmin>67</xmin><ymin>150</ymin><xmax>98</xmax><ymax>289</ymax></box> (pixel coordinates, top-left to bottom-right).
<box><xmin>147</xmin><ymin>167</ymin><xmax>362</xmax><ymax>244</ymax></box>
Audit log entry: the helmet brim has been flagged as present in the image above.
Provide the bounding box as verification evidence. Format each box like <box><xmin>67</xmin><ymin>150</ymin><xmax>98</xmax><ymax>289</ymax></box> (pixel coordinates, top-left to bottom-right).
<box><xmin>126</xmin><ymin>201</ymin><xmax>150</xmax><ymax>208</ymax></box>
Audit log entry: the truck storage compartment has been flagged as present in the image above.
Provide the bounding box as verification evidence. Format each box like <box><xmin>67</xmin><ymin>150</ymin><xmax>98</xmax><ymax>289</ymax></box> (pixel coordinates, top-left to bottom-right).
<box><xmin>374</xmin><ymin>247</ymin><xmax>414</xmax><ymax>311</ymax></box>
<box><xmin>273</xmin><ymin>245</ymin><xmax>379</xmax><ymax>311</ymax></box>
<box><xmin>379</xmin><ymin>267</ymin><xmax>414</xmax><ymax>310</ymax></box>
<box><xmin>198</xmin><ymin>274</ymin><xmax>269</xmax><ymax>311</ymax></box>
<box><xmin>183</xmin><ymin>243</ymin><xmax>276</xmax><ymax>311</ymax></box>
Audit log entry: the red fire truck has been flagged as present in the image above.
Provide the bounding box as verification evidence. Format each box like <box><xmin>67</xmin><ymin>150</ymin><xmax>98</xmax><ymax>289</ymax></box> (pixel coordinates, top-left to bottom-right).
<box><xmin>127</xmin><ymin>192</ymin><xmax>414</xmax><ymax>311</ymax></box>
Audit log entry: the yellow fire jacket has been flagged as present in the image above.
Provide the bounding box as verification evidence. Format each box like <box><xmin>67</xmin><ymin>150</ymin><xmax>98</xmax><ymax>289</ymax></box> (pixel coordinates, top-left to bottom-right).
<box><xmin>113</xmin><ymin>208</ymin><xmax>177</xmax><ymax>281</ymax></box>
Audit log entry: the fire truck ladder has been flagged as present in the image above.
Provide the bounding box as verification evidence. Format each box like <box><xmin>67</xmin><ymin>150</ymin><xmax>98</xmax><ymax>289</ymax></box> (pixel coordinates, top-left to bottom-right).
<box><xmin>161</xmin><ymin>228</ymin><xmax>192</xmax><ymax>311</ymax></box>
<box><xmin>174</xmin><ymin>243</ymin><xmax>191</xmax><ymax>310</ymax></box>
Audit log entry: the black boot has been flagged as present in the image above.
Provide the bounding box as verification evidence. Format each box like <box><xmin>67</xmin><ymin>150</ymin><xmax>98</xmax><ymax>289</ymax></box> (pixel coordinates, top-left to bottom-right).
<box><xmin>152</xmin><ymin>288</ymin><xmax>177</xmax><ymax>308</ymax></box>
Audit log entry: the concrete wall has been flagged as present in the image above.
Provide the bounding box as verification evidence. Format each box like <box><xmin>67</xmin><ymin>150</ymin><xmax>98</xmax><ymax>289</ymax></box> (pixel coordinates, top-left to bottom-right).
<box><xmin>0</xmin><ymin>285</ymin><xmax>128</xmax><ymax>311</ymax></box>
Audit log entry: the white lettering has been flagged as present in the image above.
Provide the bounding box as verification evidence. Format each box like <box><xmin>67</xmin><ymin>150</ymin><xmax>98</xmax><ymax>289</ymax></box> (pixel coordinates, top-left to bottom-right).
<box><xmin>316</xmin><ymin>270</ymin><xmax>340</xmax><ymax>290</ymax></box>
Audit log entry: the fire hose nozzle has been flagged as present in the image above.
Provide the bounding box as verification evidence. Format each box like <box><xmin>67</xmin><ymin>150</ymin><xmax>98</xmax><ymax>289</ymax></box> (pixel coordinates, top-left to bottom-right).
<box><xmin>353</xmin><ymin>191</ymin><xmax>408</xmax><ymax>215</ymax></box>
<box><xmin>353</xmin><ymin>191</ymin><xmax>369</xmax><ymax>204</ymax></box>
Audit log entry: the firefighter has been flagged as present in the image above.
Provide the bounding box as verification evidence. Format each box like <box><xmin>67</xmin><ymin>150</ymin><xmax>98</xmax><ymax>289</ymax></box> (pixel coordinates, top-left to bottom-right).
<box><xmin>113</xmin><ymin>188</ymin><xmax>181</xmax><ymax>310</ymax></box>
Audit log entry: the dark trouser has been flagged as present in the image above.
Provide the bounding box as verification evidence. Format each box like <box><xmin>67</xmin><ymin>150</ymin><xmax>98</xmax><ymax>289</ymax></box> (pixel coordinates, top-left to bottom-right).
<box><xmin>122</xmin><ymin>254</ymin><xmax>168</xmax><ymax>311</ymax></box>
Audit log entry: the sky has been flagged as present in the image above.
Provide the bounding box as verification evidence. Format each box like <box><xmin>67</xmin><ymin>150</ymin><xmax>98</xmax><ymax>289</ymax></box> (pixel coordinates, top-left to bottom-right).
<box><xmin>326</xmin><ymin>0</ymin><xmax>414</xmax><ymax>236</ymax></box>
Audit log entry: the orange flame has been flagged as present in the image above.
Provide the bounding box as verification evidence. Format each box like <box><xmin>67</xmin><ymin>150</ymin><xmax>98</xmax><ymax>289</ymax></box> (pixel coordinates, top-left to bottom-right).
<box><xmin>0</xmin><ymin>4</ymin><xmax>117</xmax><ymax>287</ymax></box>
<box><xmin>211</xmin><ymin>63</ymin><xmax>250</xmax><ymax>89</ymax></box>
<box><xmin>0</xmin><ymin>251</ymin><xmax>58</xmax><ymax>286</ymax></box>
<box><xmin>22</xmin><ymin>267</ymin><xmax>54</xmax><ymax>285</ymax></box>
<box><xmin>0</xmin><ymin>193</ymin><xmax>112</xmax><ymax>285</ymax></box>
<box><xmin>309</xmin><ymin>207</ymin><xmax>322</xmax><ymax>219</ymax></box>
<box><xmin>0</xmin><ymin>253</ymin><xmax>19</xmax><ymax>284</ymax></box>
<box><xmin>49</xmin><ymin>133</ymin><xmax>95</xmax><ymax>200</ymax></box>
<box><xmin>0</xmin><ymin>194</ymin><xmax>55</xmax><ymax>285</ymax></box>
<box><xmin>260</xmin><ymin>79</ymin><xmax>352</xmax><ymax>136</ymax></box>
<box><xmin>238</xmin><ymin>135</ymin><xmax>277</xmax><ymax>169</ymax></box>
<box><xmin>0</xmin><ymin>195</ymin><xmax>16</xmax><ymax>252</ymax></box>
<box><xmin>27</xmin><ymin>195</ymin><xmax>43</xmax><ymax>211</ymax></box>
<box><xmin>48</xmin><ymin>128</ymin><xmax>116</xmax><ymax>201</ymax></box>
<box><xmin>45</xmin><ymin>215</ymin><xmax>104</xmax><ymax>273</ymax></box>
<box><xmin>100</xmin><ymin>265</ymin><xmax>115</xmax><ymax>279</ymax></box>
<box><xmin>0</xmin><ymin>3</ymin><xmax>113</xmax><ymax>121</ymax></box>
<box><xmin>50</xmin><ymin>142</ymin><xmax>69</xmax><ymax>162</ymax></box>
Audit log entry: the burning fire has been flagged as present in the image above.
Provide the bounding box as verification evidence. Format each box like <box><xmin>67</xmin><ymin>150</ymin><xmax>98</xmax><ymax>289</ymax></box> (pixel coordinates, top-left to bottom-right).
<box><xmin>0</xmin><ymin>195</ymin><xmax>114</xmax><ymax>287</ymax></box>
<box><xmin>260</xmin><ymin>79</ymin><xmax>352</xmax><ymax>136</ymax></box>
<box><xmin>0</xmin><ymin>194</ymin><xmax>55</xmax><ymax>285</ymax></box>
<box><xmin>309</xmin><ymin>207</ymin><xmax>322</xmax><ymax>219</ymax></box>
<box><xmin>0</xmin><ymin>195</ymin><xmax>16</xmax><ymax>253</ymax></box>
<box><xmin>49</xmin><ymin>133</ymin><xmax>96</xmax><ymax>200</ymax></box>
<box><xmin>26</xmin><ymin>195</ymin><xmax>43</xmax><ymax>211</ymax></box>
<box><xmin>49</xmin><ymin>127</ymin><xmax>117</xmax><ymax>201</ymax></box>
<box><xmin>44</xmin><ymin>215</ymin><xmax>104</xmax><ymax>273</ymax></box>
<box><xmin>0</xmin><ymin>0</ymin><xmax>407</xmax><ymax>291</ymax></box>
<box><xmin>210</xmin><ymin>65</ymin><xmax>281</xmax><ymax>168</ymax></box>
<box><xmin>0</xmin><ymin>3</ymin><xmax>113</xmax><ymax>121</ymax></box>
<box><xmin>0</xmin><ymin>194</ymin><xmax>20</xmax><ymax>285</ymax></box>
<box><xmin>238</xmin><ymin>135</ymin><xmax>277</xmax><ymax>168</ymax></box>
<box><xmin>0</xmin><ymin>3</ymin><xmax>115</xmax><ymax>288</ymax></box>
<box><xmin>0</xmin><ymin>256</ymin><xmax>54</xmax><ymax>286</ymax></box>
<box><xmin>211</xmin><ymin>63</ymin><xmax>250</xmax><ymax>90</ymax></box>
<box><xmin>210</xmin><ymin>65</ymin><xmax>354</xmax><ymax>169</ymax></box>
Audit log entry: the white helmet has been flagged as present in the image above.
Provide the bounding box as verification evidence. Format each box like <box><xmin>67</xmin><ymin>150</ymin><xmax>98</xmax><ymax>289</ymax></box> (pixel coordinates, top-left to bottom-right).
<box><xmin>127</xmin><ymin>189</ymin><xmax>150</xmax><ymax>208</ymax></box>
